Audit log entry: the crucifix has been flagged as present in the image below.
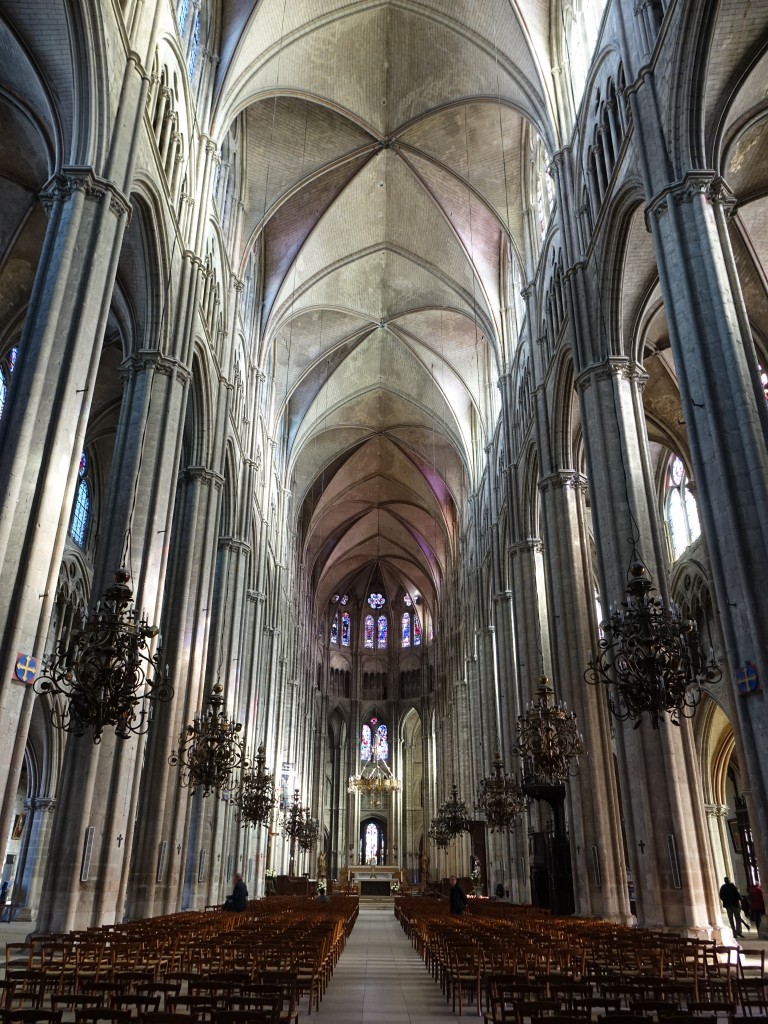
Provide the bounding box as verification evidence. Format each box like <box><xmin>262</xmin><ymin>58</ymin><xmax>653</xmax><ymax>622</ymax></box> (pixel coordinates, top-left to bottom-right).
<box><xmin>116</xmin><ymin>834</ymin><xmax>123</xmax><ymax>847</ymax></box>
<box><xmin>638</xmin><ymin>840</ymin><xmax>646</xmax><ymax>853</ymax></box>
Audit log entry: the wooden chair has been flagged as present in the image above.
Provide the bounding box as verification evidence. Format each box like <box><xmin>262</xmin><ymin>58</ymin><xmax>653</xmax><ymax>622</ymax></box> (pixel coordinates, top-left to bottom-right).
<box><xmin>2</xmin><ymin>1012</ymin><xmax>62</xmax><ymax>1024</ymax></box>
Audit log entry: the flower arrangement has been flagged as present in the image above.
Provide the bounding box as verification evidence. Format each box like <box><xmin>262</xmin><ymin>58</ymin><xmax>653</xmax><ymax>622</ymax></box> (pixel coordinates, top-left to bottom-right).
<box><xmin>317</xmin><ymin>878</ymin><xmax>327</xmax><ymax>896</ymax></box>
<box><xmin>265</xmin><ymin>868</ymin><xmax>276</xmax><ymax>879</ymax></box>
<box><xmin>470</xmin><ymin>866</ymin><xmax>481</xmax><ymax>884</ymax></box>
<box><xmin>390</xmin><ymin>879</ymin><xmax>401</xmax><ymax>894</ymax></box>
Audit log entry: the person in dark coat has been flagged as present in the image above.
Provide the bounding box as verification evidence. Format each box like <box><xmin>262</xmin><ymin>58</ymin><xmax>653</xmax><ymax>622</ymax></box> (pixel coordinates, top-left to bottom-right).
<box><xmin>720</xmin><ymin>876</ymin><xmax>745</xmax><ymax>936</ymax></box>
<box><xmin>750</xmin><ymin>882</ymin><xmax>765</xmax><ymax>930</ymax></box>
<box><xmin>449</xmin><ymin>875</ymin><xmax>467</xmax><ymax>915</ymax></box>
<box><xmin>224</xmin><ymin>872</ymin><xmax>249</xmax><ymax>911</ymax></box>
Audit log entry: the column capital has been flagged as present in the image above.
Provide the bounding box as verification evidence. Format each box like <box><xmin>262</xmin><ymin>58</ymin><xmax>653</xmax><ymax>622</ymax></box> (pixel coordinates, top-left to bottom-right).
<box><xmin>646</xmin><ymin>171</ymin><xmax>737</xmax><ymax>224</ymax></box>
<box><xmin>575</xmin><ymin>356</ymin><xmax>647</xmax><ymax>395</ymax></box>
<box><xmin>184</xmin><ymin>466</ymin><xmax>224</xmax><ymax>489</ymax></box>
<box><xmin>40</xmin><ymin>167</ymin><xmax>131</xmax><ymax>220</ymax></box>
<box><xmin>539</xmin><ymin>470</ymin><xmax>588</xmax><ymax>494</ymax></box>
<box><xmin>120</xmin><ymin>352</ymin><xmax>192</xmax><ymax>387</ymax></box>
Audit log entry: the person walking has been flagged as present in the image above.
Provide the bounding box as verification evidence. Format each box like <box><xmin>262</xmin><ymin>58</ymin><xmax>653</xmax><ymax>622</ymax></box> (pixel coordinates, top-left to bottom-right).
<box><xmin>720</xmin><ymin>876</ymin><xmax>745</xmax><ymax>937</ymax></box>
<box><xmin>750</xmin><ymin>882</ymin><xmax>765</xmax><ymax>931</ymax></box>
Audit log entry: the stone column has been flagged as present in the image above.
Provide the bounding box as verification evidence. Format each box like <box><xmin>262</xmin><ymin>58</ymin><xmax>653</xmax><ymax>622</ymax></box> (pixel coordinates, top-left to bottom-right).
<box><xmin>0</xmin><ymin>171</ymin><xmax>132</xmax><ymax>855</ymax></box>
<box><xmin>34</xmin><ymin>353</ymin><xmax>190</xmax><ymax>932</ymax></box>
<box><xmin>644</xmin><ymin>174</ymin><xmax>768</xmax><ymax>884</ymax></box>
<box><xmin>538</xmin><ymin>470</ymin><xmax>630</xmax><ymax>922</ymax></box>
<box><xmin>11</xmin><ymin>798</ymin><xmax>55</xmax><ymax>922</ymax></box>
<box><xmin>577</xmin><ymin>357</ymin><xmax>719</xmax><ymax>931</ymax></box>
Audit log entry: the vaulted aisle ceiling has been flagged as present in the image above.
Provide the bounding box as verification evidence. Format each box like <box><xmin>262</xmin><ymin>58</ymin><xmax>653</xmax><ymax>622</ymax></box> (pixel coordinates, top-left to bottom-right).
<box><xmin>214</xmin><ymin>0</ymin><xmax>555</xmax><ymax>615</ymax></box>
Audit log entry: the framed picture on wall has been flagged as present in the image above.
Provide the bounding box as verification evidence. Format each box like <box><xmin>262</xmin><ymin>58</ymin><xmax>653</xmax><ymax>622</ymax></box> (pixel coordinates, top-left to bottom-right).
<box><xmin>11</xmin><ymin>814</ymin><xmax>25</xmax><ymax>839</ymax></box>
<box><xmin>728</xmin><ymin>818</ymin><xmax>743</xmax><ymax>854</ymax></box>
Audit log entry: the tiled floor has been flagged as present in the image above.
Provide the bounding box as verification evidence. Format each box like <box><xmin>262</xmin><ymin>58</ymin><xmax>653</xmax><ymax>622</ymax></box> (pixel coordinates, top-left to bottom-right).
<box><xmin>320</xmin><ymin>902</ymin><xmax>453</xmax><ymax>1023</ymax></box>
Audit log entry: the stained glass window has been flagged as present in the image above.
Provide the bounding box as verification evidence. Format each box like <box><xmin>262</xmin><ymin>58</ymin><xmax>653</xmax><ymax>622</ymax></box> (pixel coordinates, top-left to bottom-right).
<box><xmin>178</xmin><ymin>0</ymin><xmax>190</xmax><ymax>33</ymax></box>
<box><xmin>761</xmin><ymin>364</ymin><xmax>768</xmax><ymax>402</ymax></box>
<box><xmin>376</xmin><ymin>724</ymin><xmax>388</xmax><ymax>761</ymax></box>
<box><xmin>71</xmin><ymin>479</ymin><xmax>90</xmax><ymax>548</ymax></box>
<box><xmin>330</xmin><ymin>613</ymin><xmax>338</xmax><ymax>644</ymax></box>
<box><xmin>377</xmin><ymin>614</ymin><xmax>387</xmax><ymax>648</ymax></box>
<box><xmin>401</xmin><ymin>612</ymin><xmax>411</xmax><ymax>647</ymax></box>
<box><xmin>429</xmin><ymin>621</ymin><xmax>434</xmax><ymax>642</ymax></box>
<box><xmin>665</xmin><ymin>456</ymin><xmax>701</xmax><ymax>559</ymax></box>
<box><xmin>332</xmin><ymin>593</ymin><xmax>339</xmax><ymax>603</ymax></box>
<box><xmin>0</xmin><ymin>368</ymin><xmax>6</xmax><ymax>420</ymax></box>
<box><xmin>368</xmin><ymin>592</ymin><xmax>385</xmax><ymax>608</ymax></box>
<box><xmin>341</xmin><ymin>612</ymin><xmax>350</xmax><ymax>647</ymax></box>
<box><xmin>188</xmin><ymin>12</ymin><xmax>200</xmax><ymax>78</ymax></box>
<box><xmin>8</xmin><ymin>347</ymin><xmax>17</xmax><ymax>373</ymax></box>
<box><xmin>360</xmin><ymin>724</ymin><xmax>372</xmax><ymax>761</ymax></box>
<box><xmin>365</xmin><ymin>822</ymin><xmax>378</xmax><ymax>863</ymax></box>
<box><xmin>364</xmin><ymin>615</ymin><xmax>374</xmax><ymax>649</ymax></box>
<box><xmin>340</xmin><ymin>594</ymin><xmax>349</xmax><ymax>605</ymax></box>
<box><xmin>403</xmin><ymin>593</ymin><xmax>412</xmax><ymax>607</ymax></box>
<box><xmin>414</xmin><ymin>615</ymin><xmax>421</xmax><ymax>646</ymax></box>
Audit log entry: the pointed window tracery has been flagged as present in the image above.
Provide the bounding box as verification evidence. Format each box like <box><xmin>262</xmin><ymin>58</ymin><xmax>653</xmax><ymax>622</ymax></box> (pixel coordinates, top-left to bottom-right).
<box><xmin>70</xmin><ymin>451</ymin><xmax>90</xmax><ymax>548</ymax></box>
<box><xmin>377</xmin><ymin>615</ymin><xmax>387</xmax><ymax>648</ymax></box>
<box><xmin>665</xmin><ymin>456</ymin><xmax>701</xmax><ymax>560</ymax></box>
<box><xmin>364</xmin><ymin>615</ymin><xmax>374</xmax><ymax>649</ymax></box>
<box><xmin>401</xmin><ymin>612</ymin><xmax>410</xmax><ymax>647</ymax></box>
<box><xmin>330</xmin><ymin>613</ymin><xmax>339</xmax><ymax>644</ymax></box>
<box><xmin>341</xmin><ymin>612</ymin><xmax>350</xmax><ymax>647</ymax></box>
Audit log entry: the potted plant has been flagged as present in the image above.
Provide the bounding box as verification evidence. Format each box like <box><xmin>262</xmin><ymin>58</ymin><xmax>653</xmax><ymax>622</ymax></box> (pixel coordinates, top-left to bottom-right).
<box><xmin>316</xmin><ymin>878</ymin><xmax>328</xmax><ymax>901</ymax></box>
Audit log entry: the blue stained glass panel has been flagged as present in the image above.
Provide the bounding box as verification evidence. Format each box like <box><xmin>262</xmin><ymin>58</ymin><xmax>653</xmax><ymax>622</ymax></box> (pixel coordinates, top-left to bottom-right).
<box><xmin>414</xmin><ymin>615</ymin><xmax>421</xmax><ymax>646</ymax></box>
<box><xmin>360</xmin><ymin>724</ymin><xmax>372</xmax><ymax>761</ymax></box>
<box><xmin>0</xmin><ymin>368</ymin><xmax>6</xmax><ymax>420</ymax></box>
<box><xmin>188</xmin><ymin>12</ymin><xmax>200</xmax><ymax>78</ymax></box>
<box><xmin>71</xmin><ymin>479</ymin><xmax>89</xmax><ymax>547</ymax></box>
<box><xmin>401</xmin><ymin>612</ymin><xmax>410</xmax><ymax>647</ymax></box>
<box><xmin>341</xmin><ymin>612</ymin><xmax>350</xmax><ymax>646</ymax></box>
<box><xmin>376</xmin><ymin>724</ymin><xmax>388</xmax><ymax>762</ymax></box>
<box><xmin>8</xmin><ymin>347</ymin><xmax>17</xmax><ymax>373</ymax></box>
<box><xmin>178</xmin><ymin>0</ymin><xmax>190</xmax><ymax>32</ymax></box>
<box><xmin>377</xmin><ymin>615</ymin><xmax>387</xmax><ymax>648</ymax></box>
<box><xmin>364</xmin><ymin>615</ymin><xmax>374</xmax><ymax>649</ymax></box>
<box><xmin>330</xmin><ymin>613</ymin><xmax>338</xmax><ymax>644</ymax></box>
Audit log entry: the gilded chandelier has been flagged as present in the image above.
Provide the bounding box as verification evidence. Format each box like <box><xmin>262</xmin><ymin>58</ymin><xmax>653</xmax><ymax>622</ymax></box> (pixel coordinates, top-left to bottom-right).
<box><xmin>236</xmin><ymin>745</ymin><xmax>276</xmax><ymax>828</ymax></box>
<box><xmin>34</xmin><ymin>568</ymin><xmax>172</xmax><ymax>743</ymax></box>
<box><xmin>347</xmin><ymin>731</ymin><xmax>401</xmax><ymax>803</ymax></box>
<box><xmin>585</xmin><ymin>561</ymin><xmax>722</xmax><ymax>728</ymax></box>
<box><xmin>169</xmin><ymin>683</ymin><xmax>246</xmax><ymax>797</ymax></box>
<box><xmin>513</xmin><ymin>677</ymin><xmax>585</xmax><ymax>786</ymax></box>
<box><xmin>476</xmin><ymin>751</ymin><xmax>526</xmax><ymax>831</ymax></box>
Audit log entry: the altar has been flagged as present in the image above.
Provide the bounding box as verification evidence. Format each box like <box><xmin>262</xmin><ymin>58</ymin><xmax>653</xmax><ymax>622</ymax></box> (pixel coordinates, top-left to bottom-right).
<box><xmin>341</xmin><ymin>865</ymin><xmax>401</xmax><ymax>895</ymax></box>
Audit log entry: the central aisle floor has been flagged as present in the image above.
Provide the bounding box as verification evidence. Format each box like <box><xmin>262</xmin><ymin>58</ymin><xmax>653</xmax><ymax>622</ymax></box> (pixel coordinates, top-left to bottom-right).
<box><xmin>320</xmin><ymin>902</ymin><xmax>452</xmax><ymax>1023</ymax></box>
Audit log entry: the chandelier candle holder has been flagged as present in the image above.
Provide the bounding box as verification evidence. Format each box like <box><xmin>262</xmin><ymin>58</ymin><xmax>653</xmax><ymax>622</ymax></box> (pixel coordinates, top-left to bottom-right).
<box><xmin>281</xmin><ymin>789</ymin><xmax>319</xmax><ymax>851</ymax></box>
<box><xmin>585</xmin><ymin>561</ymin><xmax>722</xmax><ymax>728</ymax></box>
<box><xmin>347</xmin><ymin>742</ymin><xmax>401</xmax><ymax>806</ymax></box>
<box><xmin>476</xmin><ymin>751</ymin><xmax>526</xmax><ymax>832</ymax></box>
<box><xmin>513</xmin><ymin>677</ymin><xmax>586</xmax><ymax>787</ymax></box>
<box><xmin>236</xmin><ymin>745</ymin><xmax>276</xmax><ymax>828</ymax></box>
<box><xmin>428</xmin><ymin>782</ymin><xmax>472</xmax><ymax>848</ymax></box>
<box><xmin>34</xmin><ymin>568</ymin><xmax>172</xmax><ymax>743</ymax></box>
<box><xmin>169</xmin><ymin>683</ymin><xmax>246</xmax><ymax>797</ymax></box>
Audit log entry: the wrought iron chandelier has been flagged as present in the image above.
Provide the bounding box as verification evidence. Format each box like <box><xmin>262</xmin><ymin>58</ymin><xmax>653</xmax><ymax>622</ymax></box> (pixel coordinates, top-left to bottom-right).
<box><xmin>34</xmin><ymin>568</ymin><xmax>172</xmax><ymax>743</ymax></box>
<box><xmin>585</xmin><ymin>561</ymin><xmax>722</xmax><ymax>728</ymax></box>
<box><xmin>428</xmin><ymin>782</ymin><xmax>472</xmax><ymax>848</ymax></box>
<box><xmin>476</xmin><ymin>751</ymin><xmax>526</xmax><ymax>831</ymax></box>
<box><xmin>235</xmin><ymin>745</ymin><xmax>276</xmax><ymax>829</ymax></box>
<box><xmin>281</xmin><ymin>789</ymin><xmax>319</xmax><ymax>850</ymax></box>
<box><xmin>427</xmin><ymin>815</ymin><xmax>454</xmax><ymax>850</ymax></box>
<box><xmin>169</xmin><ymin>683</ymin><xmax>246</xmax><ymax>797</ymax></box>
<box><xmin>512</xmin><ymin>677</ymin><xmax>585</xmax><ymax>786</ymax></box>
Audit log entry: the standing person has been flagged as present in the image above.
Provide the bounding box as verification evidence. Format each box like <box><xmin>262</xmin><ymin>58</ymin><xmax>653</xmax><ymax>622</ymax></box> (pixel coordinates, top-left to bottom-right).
<box><xmin>224</xmin><ymin>872</ymin><xmax>249</xmax><ymax>911</ymax></box>
<box><xmin>750</xmin><ymin>882</ymin><xmax>765</xmax><ymax>931</ymax></box>
<box><xmin>720</xmin><ymin>876</ymin><xmax>745</xmax><ymax>937</ymax></box>
<box><xmin>449</xmin><ymin>875</ymin><xmax>467</xmax><ymax>915</ymax></box>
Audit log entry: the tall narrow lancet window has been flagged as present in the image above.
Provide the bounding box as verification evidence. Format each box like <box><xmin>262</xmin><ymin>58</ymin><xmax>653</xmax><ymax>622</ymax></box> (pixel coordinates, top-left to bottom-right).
<box><xmin>70</xmin><ymin>451</ymin><xmax>90</xmax><ymax>548</ymax></box>
<box><xmin>0</xmin><ymin>345</ymin><xmax>18</xmax><ymax>421</ymax></box>
<box><xmin>0</xmin><ymin>368</ymin><xmax>6</xmax><ymax>421</ymax></box>
<box><xmin>377</xmin><ymin>615</ymin><xmax>387</xmax><ymax>649</ymax></box>
<box><xmin>364</xmin><ymin>615</ymin><xmax>374</xmax><ymax>649</ymax></box>
<box><xmin>188</xmin><ymin>11</ymin><xmax>200</xmax><ymax>78</ymax></box>
<box><xmin>360</xmin><ymin>724</ymin><xmax>372</xmax><ymax>761</ymax></box>
<box><xmin>376</xmin><ymin>724</ymin><xmax>388</xmax><ymax>761</ymax></box>
<box><xmin>665</xmin><ymin>456</ymin><xmax>701</xmax><ymax>559</ymax></box>
<box><xmin>341</xmin><ymin>612</ymin><xmax>350</xmax><ymax>647</ymax></box>
<box><xmin>330</xmin><ymin>613</ymin><xmax>339</xmax><ymax>645</ymax></box>
<box><xmin>177</xmin><ymin>0</ymin><xmax>190</xmax><ymax>32</ymax></box>
<box><xmin>401</xmin><ymin>612</ymin><xmax>411</xmax><ymax>647</ymax></box>
<box><xmin>365</xmin><ymin>822</ymin><xmax>378</xmax><ymax>863</ymax></box>
<box><xmin>414</xmin><ymin>615</ymin><xmax>421</xmax><ymax>646</ymax></box>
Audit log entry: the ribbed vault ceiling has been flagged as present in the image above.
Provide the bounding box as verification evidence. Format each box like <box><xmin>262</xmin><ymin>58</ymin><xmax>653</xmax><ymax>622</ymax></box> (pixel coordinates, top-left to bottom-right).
<box><xmin>214</xmin><ymin>0</ymin><xmax>553</xmax><ymax>618</ymax></box>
